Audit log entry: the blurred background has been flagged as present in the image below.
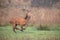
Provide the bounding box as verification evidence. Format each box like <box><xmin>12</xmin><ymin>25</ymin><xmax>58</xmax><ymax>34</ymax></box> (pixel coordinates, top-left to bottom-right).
<box><xmin>0</xmin><ymin>0</ymin><xmax>60</xmax><ymax>26</ymax></box>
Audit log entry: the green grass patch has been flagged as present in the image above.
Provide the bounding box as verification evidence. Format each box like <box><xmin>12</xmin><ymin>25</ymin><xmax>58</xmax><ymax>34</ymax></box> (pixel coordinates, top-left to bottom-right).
<box><xmin>0</xmin><ymin>26</ymin><xmax>60</xmax><ymax>40</ymax></box>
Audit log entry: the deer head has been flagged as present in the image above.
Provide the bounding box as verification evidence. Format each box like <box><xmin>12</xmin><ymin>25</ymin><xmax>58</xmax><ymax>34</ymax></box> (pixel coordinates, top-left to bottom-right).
<box><xmin>25</xmin><ymin>10</ymin><xmax>31</xmax><ymax>21</ymax></box>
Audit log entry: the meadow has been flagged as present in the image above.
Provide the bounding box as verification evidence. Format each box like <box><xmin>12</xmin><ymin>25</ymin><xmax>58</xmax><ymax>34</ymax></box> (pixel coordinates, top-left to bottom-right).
<box><xmin>0</xmin><ymin>25</ymin><xmax>60</xmax><ymax>40</ymax></box>
<box><xmin>0</xmin><ymin>0</ymin><xmax>60</xmax><ymax>40</ymax></box>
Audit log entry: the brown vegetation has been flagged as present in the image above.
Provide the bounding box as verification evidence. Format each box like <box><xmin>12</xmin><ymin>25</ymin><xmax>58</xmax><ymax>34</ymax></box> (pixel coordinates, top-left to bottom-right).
<box><xmin>0</xmin><ymin>0</ymin><xmax>60</xmax><ymax>26</ymax></box>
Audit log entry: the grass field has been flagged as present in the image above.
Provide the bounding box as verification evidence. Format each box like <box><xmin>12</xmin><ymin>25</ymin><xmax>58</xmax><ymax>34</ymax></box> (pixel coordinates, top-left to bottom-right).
<box><xmin>0</xmin><ymin>26</ymin><xmax>60</xmax><ymax>40</ymax></box>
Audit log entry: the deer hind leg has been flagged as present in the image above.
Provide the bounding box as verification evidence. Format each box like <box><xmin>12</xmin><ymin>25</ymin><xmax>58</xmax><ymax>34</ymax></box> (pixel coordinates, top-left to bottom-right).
<box><xmin>13</xmin><ymin>24</ymin><xmax>20</xmax><ymax>32</ymax></box>
<box><xmin>13</xmin><ymin>24</ymin><xmax>16</xmax><ymax>33</ymax></box>
<box><xmin>15</xmin><ymin>24</ymin><xmax>20</xmax><ymax>30</ymax></box>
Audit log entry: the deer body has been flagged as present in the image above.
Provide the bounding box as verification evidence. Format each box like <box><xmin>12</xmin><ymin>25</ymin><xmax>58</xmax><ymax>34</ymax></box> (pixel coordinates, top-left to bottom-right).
<box><xmin>11</xmin><ymin>17</ymin><xmax>26</xmax><ymax>26</ymax></box>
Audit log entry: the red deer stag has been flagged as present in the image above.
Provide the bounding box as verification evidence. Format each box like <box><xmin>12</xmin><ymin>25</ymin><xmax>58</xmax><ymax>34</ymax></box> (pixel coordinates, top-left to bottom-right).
<box><xmin>10</xmin><ymin>10</ymin><xmax>31</xmax><ymax>33</ymax></box>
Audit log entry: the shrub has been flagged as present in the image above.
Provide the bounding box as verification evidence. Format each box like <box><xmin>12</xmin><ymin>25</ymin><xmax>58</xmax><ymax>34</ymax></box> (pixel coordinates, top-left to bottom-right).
<box><xmin>37</xmin><ymin>24</ymin><xmax>50</xmax><ymax>30</ymax></box>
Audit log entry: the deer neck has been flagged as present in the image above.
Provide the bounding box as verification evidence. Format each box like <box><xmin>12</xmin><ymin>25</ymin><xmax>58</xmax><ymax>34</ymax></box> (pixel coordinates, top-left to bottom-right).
<box><xmin>24</xmin><ymin>15</ymin><xmax>28</xmax><ymax>20</ymax></box>
<box><xmin>25</xmin><ymin>15</ymin><xmax>30</xmax><ymax>21</ymax></box>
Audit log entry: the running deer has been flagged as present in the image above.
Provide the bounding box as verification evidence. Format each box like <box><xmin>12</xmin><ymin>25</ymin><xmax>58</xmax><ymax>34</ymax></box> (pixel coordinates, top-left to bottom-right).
<box><xmin>10</xmin><ymin>10</ymin><xmax>31</xmax><ymax>33</ymax></box>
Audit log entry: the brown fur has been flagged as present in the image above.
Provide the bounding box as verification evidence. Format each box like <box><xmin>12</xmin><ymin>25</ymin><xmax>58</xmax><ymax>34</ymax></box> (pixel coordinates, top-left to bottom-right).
<box><xmin>10</xmin><ymin>13</ymin><xmax>30</xmax><ymax>33</ymax></box>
